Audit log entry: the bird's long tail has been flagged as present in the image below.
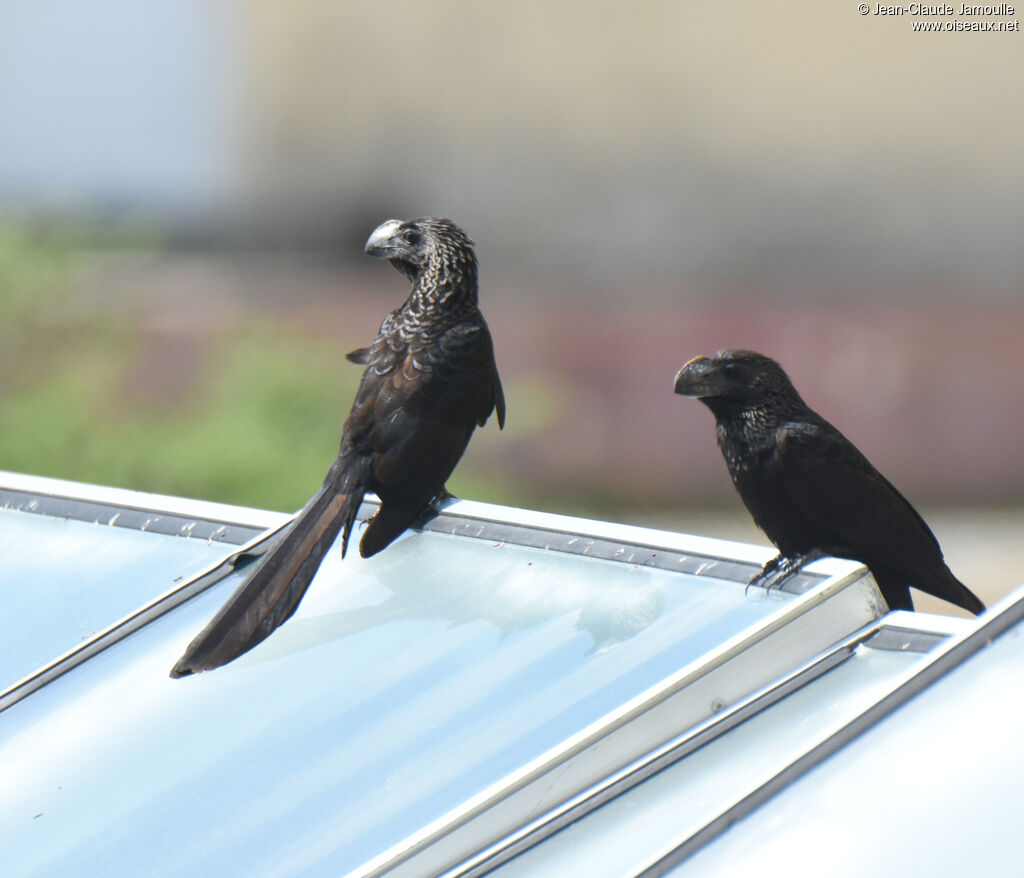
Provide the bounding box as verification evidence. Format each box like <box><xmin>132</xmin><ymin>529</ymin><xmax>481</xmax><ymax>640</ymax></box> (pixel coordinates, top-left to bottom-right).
<box><xmin>169</xmin><ymin>484</ymin><xmax>361</xmax><ymax>677</ymax></box>
<box><xmin>933</xmin><ymin>568</ymin><xmax>985</xmax><ymax>616</ymax></box>
<box><xmin>874</xmin><ymin>564</ymin><xmax>985</xmax><ymax>616</ymax></box>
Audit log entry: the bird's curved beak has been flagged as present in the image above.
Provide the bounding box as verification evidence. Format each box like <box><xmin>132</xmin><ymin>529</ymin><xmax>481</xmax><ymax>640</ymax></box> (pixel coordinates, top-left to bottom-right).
<box><xmin>673</xmin><ymin>355</ymin><xmax>713</xmax><ymax>397</ymax></box>
<box><xmin>364</xmin><ymin>219</ymin><xmax>403</xmax><ymax>257</ymax></box>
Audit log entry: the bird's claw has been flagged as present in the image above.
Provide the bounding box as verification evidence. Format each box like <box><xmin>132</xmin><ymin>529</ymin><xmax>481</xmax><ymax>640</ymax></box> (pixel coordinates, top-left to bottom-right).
<box><xmin>748</xmin><ymin>554</ymin><xmax>782</xmax><ymax>590</ymax></box>
<box><xmin>747</xmin><ymin>550</ymin><xmax>825</xmax><ymax>595</ymax></box>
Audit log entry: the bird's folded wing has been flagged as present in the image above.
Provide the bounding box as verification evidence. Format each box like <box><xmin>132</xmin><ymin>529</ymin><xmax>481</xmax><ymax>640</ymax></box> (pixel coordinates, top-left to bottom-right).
<box><xmin>776</xmin><ymin>420</ymin><xmax>944</xmax><ymax>573</ymax></box>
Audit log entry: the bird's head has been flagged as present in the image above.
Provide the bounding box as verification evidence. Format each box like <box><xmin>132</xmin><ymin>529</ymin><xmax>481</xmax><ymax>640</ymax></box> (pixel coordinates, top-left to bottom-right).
<box><xmin>673</xmin><ymin>350</ymin><xmax>801</xmax><ymax>411</ymax></box>
<box><xmin>364</xmin><ymin>217</ymin><xmax>475</xmax><ymax>285</ymax></box>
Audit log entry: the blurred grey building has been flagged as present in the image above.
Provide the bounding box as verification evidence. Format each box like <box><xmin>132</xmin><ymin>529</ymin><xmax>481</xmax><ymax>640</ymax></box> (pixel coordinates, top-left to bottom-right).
<box><xmin>2</xmin><ymin>1</ymin><xmax>1022</xmax><ymax>296</ymax></box>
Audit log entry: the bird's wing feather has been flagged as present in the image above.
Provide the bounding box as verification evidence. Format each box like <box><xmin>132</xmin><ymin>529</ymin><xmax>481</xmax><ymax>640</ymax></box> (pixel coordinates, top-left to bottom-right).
<box><xmin>774</xmin><ymin>419</ymin><xmax>944</xmax><ymax>571</ymax></box>
<box><xmin>340</xmin><ymin>319</ymin><xmax>501</xmax><ymax>555</ymax></box>
<box><xmin>492</xmin><ymin>371</ymin><xmax>506</xmax><ymax>429</ymax></box>
<box><xmin>367</xmin><ymin>322</ymin><xmax>499</xmax><ymax>492</ymax></box>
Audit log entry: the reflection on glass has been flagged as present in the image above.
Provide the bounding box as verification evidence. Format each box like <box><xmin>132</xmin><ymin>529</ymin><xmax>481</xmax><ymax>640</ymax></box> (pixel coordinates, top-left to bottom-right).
<box><xmin>0</xmin><ymin>508</ymin><xmax>236</xmax><ymax>691</ymax></box>
<box><xmin>1</xmin><ymin>522</ymin><xmax>793</xmax><ymax>878</ymax></box>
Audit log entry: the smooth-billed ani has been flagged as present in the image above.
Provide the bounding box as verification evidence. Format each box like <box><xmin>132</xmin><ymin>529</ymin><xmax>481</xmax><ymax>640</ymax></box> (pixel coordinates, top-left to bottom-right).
<box><xmin>170</xmin><ymin>218</ymin><xmax>505</xmax><ymax>677</ymax></box>
<box><xmin>673</xmin><ymin>349</ymin><xmax>983</xmax><ymax>614</ymax></box>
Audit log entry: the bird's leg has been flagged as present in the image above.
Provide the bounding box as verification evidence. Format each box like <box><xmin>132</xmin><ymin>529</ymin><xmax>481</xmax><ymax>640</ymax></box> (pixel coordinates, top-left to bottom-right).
<box><xmin>409</xmin><ymin>487</ymin><xmax>458</xmax><ymax>531</ymax></box>
<box><xmin>748</xmin><ymin>550</ymin><xmax>826</xmax><ymax>592</ymax></box>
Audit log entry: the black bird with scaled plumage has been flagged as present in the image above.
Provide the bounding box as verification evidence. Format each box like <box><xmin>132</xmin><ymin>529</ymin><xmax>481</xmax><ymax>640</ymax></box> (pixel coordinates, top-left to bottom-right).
<box><xmin>170</xmin><ymin>218</ymin><xmax>505</xmax><ymax>677</ymax></box>
<box><xmin>673</xmin><ymin>349</ymin><xmax>983</xmax><ymax>615</ymax></box>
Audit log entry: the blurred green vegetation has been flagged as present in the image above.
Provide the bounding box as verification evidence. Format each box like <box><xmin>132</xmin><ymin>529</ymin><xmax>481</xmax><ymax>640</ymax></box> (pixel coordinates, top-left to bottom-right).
<box><xmin>0</xmin><ymin>326</ymin><xmax>356</xmax><ymax>512</ymax></box>
<box><xmin>0</xmin><ymin>227</ymin><xmax>392</xmax><ymax>511</ymax></box>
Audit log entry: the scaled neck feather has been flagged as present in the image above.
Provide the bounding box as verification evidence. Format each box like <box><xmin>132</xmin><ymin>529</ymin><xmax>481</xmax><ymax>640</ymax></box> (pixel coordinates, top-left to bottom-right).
<box><xmin>404</xmin><ymin>244</ymin><xmax>479</xmax><ymax>319</ymax></box>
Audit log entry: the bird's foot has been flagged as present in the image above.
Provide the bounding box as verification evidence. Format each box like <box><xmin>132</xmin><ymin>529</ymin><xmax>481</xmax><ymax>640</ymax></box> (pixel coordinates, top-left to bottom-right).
<box><xmin>747</xmin><ymin>550</ymin><xmax>825</xmax><ymax>594</ymax></box>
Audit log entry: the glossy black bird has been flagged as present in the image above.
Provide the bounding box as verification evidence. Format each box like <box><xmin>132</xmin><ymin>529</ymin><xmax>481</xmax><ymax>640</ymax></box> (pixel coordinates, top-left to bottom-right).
<box><xmin>673</xmin><ymin>349</ymin><xmax>983</xmax><ymax>615</ymax></box>
<box><xmin>170</xmin><ymin>218</ymin><xmax>505</xmax><ymax>677</ymax></box>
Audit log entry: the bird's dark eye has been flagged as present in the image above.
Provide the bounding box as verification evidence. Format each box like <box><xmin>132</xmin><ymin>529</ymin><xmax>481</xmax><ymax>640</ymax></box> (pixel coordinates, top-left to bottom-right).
<box><xmin>402</xmin><ymin>230</ymin><xmax>421</xmax><ymax>245</ymax></box>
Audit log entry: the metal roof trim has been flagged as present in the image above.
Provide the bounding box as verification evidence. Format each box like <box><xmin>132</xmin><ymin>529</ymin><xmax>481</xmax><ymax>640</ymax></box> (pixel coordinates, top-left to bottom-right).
<box><xmin>0</xmin><ymin>524</ymin><xmax>283</xmax><ymax>714</ymax></box>
<box><xmin>355</xmin><ymin>563</ymin><xmax>883</xmax><ymax>878</ymax></box>
<box><xmin>0</xmin><ymin>470</ymin><xmax>289</xmax><ymax>530</ymax></box>
<box><xmin>636</xmin><ymin>587</ymin><xmax>1023</xmax><ymax>875</ymax></box>
<box><xmin>441</xmin><ymin>609</ymin><xmax>962</xmax><ymax>878</ymax></box>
